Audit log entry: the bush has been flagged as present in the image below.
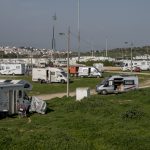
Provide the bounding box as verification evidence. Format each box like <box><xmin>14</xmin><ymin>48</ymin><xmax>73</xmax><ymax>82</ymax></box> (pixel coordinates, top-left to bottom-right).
<box><xmin>121</xmin><ymin>107</ymin><xmax>144</xmax><ymax>120</ymax></box>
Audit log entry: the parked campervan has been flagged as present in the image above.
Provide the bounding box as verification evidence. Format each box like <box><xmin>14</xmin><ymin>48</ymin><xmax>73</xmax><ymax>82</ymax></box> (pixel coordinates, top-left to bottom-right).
<box><xmin>0</xmin><ymin>80</ymin><xmax>32</xmax><ymax>115</ymax></box>
<box><xmin>78</xmin><ymin>66</ymin><xmax>102</xmax><ymax>78</ymax></box>
<box><xmin>93</xmin><ymin>63</ymin><xmax>104</xmax><ymax>72</ymax></box>
<box><xmin>96</xmin><ymin>75</ymin><xmax>138</xmax><ymax>95</ymax></box>
<box><xmin>122</xmin><ymin>60</ymin><xmax>150</xmax><ymax>71</ymax></box>
<box><xmin>32</xmin><ymin>67</ymin><xmax>67</xmax><ymax>83</ymax></box>
<box><xmin>0</xmin><ymin>63</ymin><xmax>26</xmax><ymax>75</ymax></box>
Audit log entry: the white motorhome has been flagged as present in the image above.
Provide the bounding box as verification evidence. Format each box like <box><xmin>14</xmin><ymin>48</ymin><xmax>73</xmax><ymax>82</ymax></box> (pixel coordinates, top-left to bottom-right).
<box><xmin>0</xmin><ymin>80</ymin><xmax>32</xmax><ymax>115</ymax></box>
<box><xmin>122</xmin><ymin>60</ymin><xmax>150</xmax><ymax>71</ymax></box>
<box><xmin>78</xmin><ymin>66</ymin><xmax>102</xmax><ymax>78</ymax></box>
<box><xmin>53</xmin><ymin>59</ymin><xmax>67</xmax><ymax>67</ymax></box>
<box><xmin>0</xmin><ymin>63</ymin><xmax>26</xmax><ymax>75</ymax></box>
<box><xmin>32</xmin><ymin>67</ymin><xmax>67</xmax><ymax>83</ymax></box>
<box><xmin>96</xmin><ymin>75</ymin><xmax>138</xmax><ymax>95</ymax></box>
<box><xmin>93</xmin><ymin>63</ymin><xmax>104</xmax><ymax>72</ymax></box>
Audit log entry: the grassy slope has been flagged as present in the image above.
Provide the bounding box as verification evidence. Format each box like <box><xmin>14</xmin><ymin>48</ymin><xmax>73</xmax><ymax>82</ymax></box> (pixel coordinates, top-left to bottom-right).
<box><xmin>0</xmin><ymin>88</ymin><xmax>150</xmax><ymax>150</ymax></box>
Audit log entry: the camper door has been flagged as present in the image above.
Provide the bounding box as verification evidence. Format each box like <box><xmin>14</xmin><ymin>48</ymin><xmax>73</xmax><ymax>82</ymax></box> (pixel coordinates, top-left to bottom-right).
<box><xmin>50</xmin><ymin>71</ymin><xmax>56</xmax><ymax>82</ymax></box>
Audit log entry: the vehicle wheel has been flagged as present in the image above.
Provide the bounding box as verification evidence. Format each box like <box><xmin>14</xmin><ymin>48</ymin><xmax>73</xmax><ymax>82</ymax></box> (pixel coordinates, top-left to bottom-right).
<box><xmin>61</xmin><ymin>79</ymin><xmax>65</xmax><ymax>84</ymax></box>
<box><xmin>97</xmin><ymin>75</ymin><xmax>100</xmax><ymax>78</ymax></box>
<box><xmin>40</xmin><ymin>80</ymin><xmax>45</xmax><ymax>84</ymax></box>
<box><xmin>12</xmin><ymin>73</ymin><xmax>15</xmax><ymax>76</ymax></box>
<box><xmin>101</xmin><ymin>90</ymin><xmax>107</xmax><ymax>95</ymax></box>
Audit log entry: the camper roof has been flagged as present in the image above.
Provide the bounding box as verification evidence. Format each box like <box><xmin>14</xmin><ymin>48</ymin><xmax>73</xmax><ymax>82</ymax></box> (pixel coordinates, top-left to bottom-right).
<box><xmin>0</xmin><ymin>80</ymin><xmax>32</xmax><ymax>90</ymax></box>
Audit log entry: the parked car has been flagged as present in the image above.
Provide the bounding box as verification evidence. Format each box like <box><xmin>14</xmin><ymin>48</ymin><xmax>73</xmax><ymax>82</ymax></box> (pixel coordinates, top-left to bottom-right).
<box><xmin>133</xmin><ymin>66</ymin><xmax>141</xmax><ymax>72</ymax></box>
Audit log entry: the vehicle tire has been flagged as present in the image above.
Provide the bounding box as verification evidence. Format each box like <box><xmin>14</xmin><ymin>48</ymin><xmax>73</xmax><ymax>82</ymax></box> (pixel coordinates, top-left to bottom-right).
<box><xmin>97</xmin><ymin>75</ymin><xmax>100</xmax><ymax>78</ymax></box>
<box><xmin>40</xmin><ymin>80</ymin><xmax>45</xmax><ymax>84</ymax></box>
<box><xmin>61</xmin><ymin>79</ymin><xmax>65</xmax><ymax>84</ymax></box>
<box><xmin>12</xmin><ymin>73</ymin><xmax>15</xmax><ymax>76</ymax></box>
<box><xmin>101</xmin><ymin>90</ymin><xmax>107</xmax><ymax>95</ymax></box>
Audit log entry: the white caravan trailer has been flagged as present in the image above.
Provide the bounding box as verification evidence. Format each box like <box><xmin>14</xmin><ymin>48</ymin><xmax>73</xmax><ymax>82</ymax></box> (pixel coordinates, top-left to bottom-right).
<box><xmin>0</xmin><ymin>63</ymin><xmax>26</xmax><ymax>75</ymax></box>
<box><xmin>0</xmin><ymin>80</ymin><xmax>32</xmax><ymax>115</ymax></box>
<box><xmin>96</xmin><ymin>75</ymin><xmax>138</xmax><ymax>95</ymax></box>
<box><xmin>78</xmin><ymin>66</ymin><xmax>102</xmax><ymax>78</ymax></box>
<box><xmin>32</xmin><ymin>67</ymin><xmax>67</xmax><ymax>83</ymax></box>
<box><xmin>122</xmin><ymin>60</ymin><xmax>150</xmax><ymax>71</ymax></box>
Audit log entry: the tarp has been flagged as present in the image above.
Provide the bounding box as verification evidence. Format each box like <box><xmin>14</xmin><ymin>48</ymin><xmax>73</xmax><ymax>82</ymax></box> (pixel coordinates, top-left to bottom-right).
<box><xmin>29</xmin><ymin>96</ymin><xmax>47</xmax><ymax>114</ymax></box>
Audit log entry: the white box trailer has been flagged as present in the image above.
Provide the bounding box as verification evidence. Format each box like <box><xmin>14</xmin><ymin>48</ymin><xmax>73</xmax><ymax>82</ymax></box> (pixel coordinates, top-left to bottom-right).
<box><xmin>78</xmin><ymin>66</ymin><xmax>102</xmax><ymax>78</ymax></box>
<box><xmin>0</xmin><ymin>63</ymin><xmax>26</xmax><ymax>75</ymax></box>
<box><xmin>32</xmin><ymin>67</ymin><xmax>67</xmax><ymax>83</ymax></box>
<box><xmin>96</xmin><ymin>75</ymin><xmax>138</xmax><ymax>95</ymax></box>
<box><xmin>0</xmin><ymin>80</ymin><xmax>32</xmax><ymax>115</ymax></box>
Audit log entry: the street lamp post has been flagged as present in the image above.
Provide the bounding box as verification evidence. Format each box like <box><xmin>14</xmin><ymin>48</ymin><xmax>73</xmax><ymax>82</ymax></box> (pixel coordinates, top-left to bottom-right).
<box><xmin>78</xmin><ymin>0</ymin><xmax>80</xmax><ymax>62</ymax></box>
<box><xmin>130</xmin><ymin>43</ymin><xmax>133</xmax><ymax>72</ymax></box>
<box><xmin>59</xmin><ymin>27</ymin><xmax>70</xmax><ymax>97</ymax></box>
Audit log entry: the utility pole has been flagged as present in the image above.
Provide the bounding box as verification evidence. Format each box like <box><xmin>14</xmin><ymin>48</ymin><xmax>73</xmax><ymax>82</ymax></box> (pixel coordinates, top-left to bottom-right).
<box><xmin>67</xmin><ymin>27</ymin><xmax>70</xmax><ymax>97</ymax></box>
<box><xmin>59</xmin><ymin>27</ymin><xmax>70</xmax><ymax>97</ymax></box>
<box><xmin>77</xmin><ymin>0</ymin><xmax>80</xmax><ymax>62</ymax></box>
<box><xmin>105</xmin><ymin>38</ymin><xmax>108</xmax><ymax>57</ymax></box>
<box><xmin>130</xmin><ymin>42</ymin><xmax>133</xmax><ymax>73</ymax></box>
<box><xmin>51</xmin><ymin>13</ymin><xmax>57</xmax><ymax>60</ymax></box>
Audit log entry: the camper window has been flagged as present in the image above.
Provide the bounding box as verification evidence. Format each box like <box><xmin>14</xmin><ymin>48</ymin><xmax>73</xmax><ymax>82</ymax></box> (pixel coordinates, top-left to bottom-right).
<box><xmin>83</xmin><ymin>69</ymin><xmax>87</xmax><ymax>72</ymax></box>
<box><xmin>51</xmin><ymin>72</ymin><xmax>55</xmax><ymax>75</ymax></box>
<box><xmin>124</xmin><ymin>80</ymin><xmax>134</xmax><ymax>85</ymax></box>
<box><xmin>18</xmin><ymin>90</ymin><xmax>22</xmax><ymax>98</ymax></box>
<box><xmin>6</xmin><ymin>66</ymin><xmax>10</xmax><ymax>69</ymax></box>
<box><xmin>16</xmin><ymin>66</ymin><xmax>20</xmax><ymax>69</ymax></box>
<box><xmin>109</xmin><ymin>81</ymin><xmax>113</xmax><ymax>86</ymax></box>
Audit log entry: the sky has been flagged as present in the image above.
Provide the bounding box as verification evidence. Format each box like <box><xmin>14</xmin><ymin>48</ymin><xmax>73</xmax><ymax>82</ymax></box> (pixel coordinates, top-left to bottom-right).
<box><xmin>0</xmin><ymin>0</ymin><xmax>150</xmax><ymax>51</ymax></box>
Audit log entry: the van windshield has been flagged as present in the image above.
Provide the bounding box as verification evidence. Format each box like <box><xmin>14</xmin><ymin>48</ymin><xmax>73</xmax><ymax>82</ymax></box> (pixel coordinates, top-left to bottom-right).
<box><xmin>99</xmin><ymin>77</ymin><xmax>110</xmax><ymax>85</ymax></box>
<box><xmin>61</xmin><ymin>72</ymin><xmax>67</xmax><ymax>77</ymax></box>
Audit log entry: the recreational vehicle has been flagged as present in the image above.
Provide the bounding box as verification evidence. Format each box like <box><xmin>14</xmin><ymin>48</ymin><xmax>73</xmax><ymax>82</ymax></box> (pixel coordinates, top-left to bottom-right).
<box><xmin>93</xmin><ymin>63</ymin><xmax>104</xmax><ymax>72</ymax></box>
<box><xmin>0</xmin><ymin>63</ymin><xmax>26</xmax><ymax>75</ymax></box>
<box><xmin>96</xmin><ymin>75</ymin><xmax>138</xmax><ymax>95</ymax></box>
<box><xmin>122</xmin><ymin>60</ymin><xmax>150</xmax><ymax>71</ymax></box>
<box><xmin>53</xmin><ymin>59</ymin><xmax>67</xmax><ymax>67</ymax></box>
<box><xmin>78</xmin><ymin>66</ymin><xmax>102</xmax><ymax>78</ymax></box>
<box><xmin>0</xmin><ymin>80</ymin><xmax>32</xmax><ymax>115</ymax></box>
<box><xmin>32</xmin><ymin>67</ymin><xmax>67</xmax><ymax>83</ymax></box>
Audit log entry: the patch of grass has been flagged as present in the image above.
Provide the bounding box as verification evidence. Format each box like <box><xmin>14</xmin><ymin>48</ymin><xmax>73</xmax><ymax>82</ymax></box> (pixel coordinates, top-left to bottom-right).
<box><xmin>0</xmin><ymin>88</ymin><xmax>150</xmax><ymax>149</ymax></box>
